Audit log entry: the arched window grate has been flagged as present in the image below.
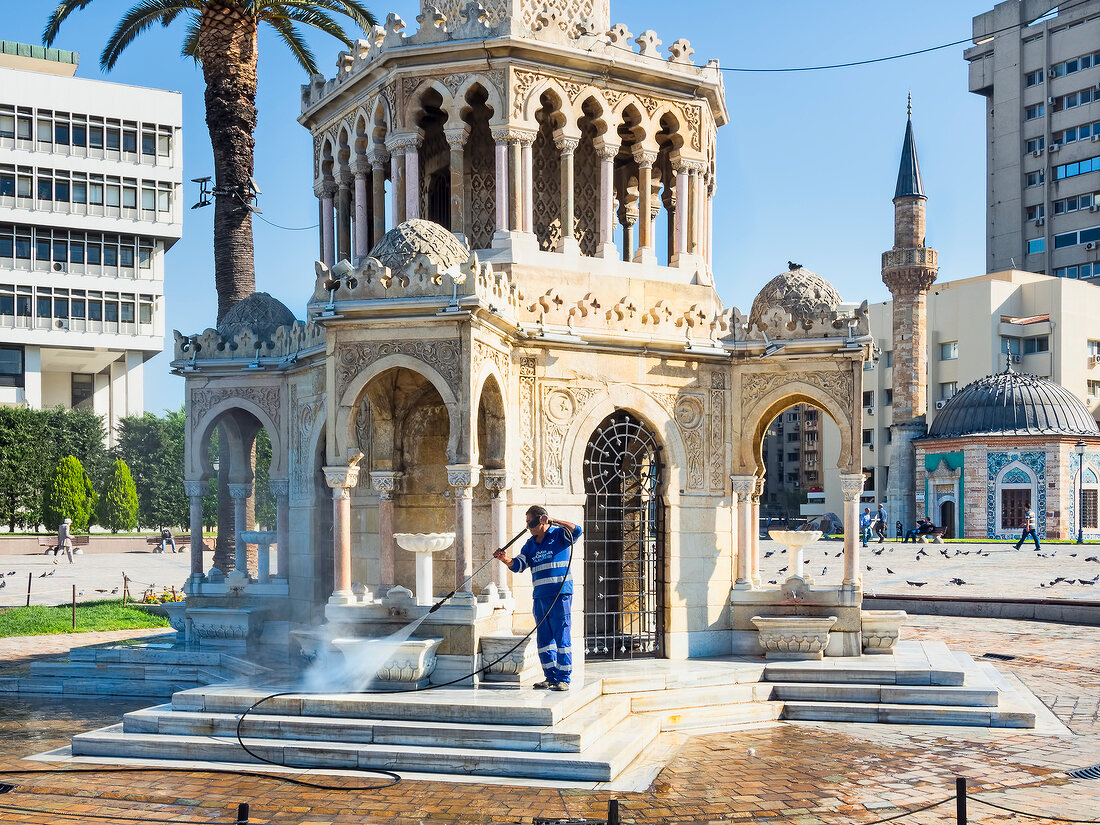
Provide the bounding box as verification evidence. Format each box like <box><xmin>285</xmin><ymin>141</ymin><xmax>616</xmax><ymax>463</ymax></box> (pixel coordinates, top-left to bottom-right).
<box><xmin>582</xmin><ymin>411</ymin><xmax>665</xmax><ymax>659</ymax></box>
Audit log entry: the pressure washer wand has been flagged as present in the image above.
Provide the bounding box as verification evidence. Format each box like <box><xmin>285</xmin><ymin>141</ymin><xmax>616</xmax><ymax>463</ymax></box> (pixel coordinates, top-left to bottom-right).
<box><xmin>427</xmin><ymin>526</ymin><xmax>528</xmax><ymax>614</ymax></box>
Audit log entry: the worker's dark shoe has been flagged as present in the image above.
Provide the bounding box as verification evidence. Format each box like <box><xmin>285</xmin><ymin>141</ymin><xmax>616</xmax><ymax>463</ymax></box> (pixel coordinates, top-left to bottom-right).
<box><xmin>532</xmin><ymin>679</ymin><xmax>553</xmax><ymax>689</ymax></box>
<box><xmin>550</xmin><ymin>681</ymin><xmax>570</xmax><ymax>691</ymax></box>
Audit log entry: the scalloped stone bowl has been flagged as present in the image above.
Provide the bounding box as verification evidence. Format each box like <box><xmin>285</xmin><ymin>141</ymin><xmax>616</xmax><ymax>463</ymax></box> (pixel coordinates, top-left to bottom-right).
<box><xmin>752</xmin><ymin>615</ymin><xmax>837</xmax><ymax>660</ymax></box>
<box><xmin>861</xmin><ymin>609</ymin><xmax>908</xmax><ymax>654</ymax></box>
<box><xmin>767</xmin><ymin>530</ymin><xmax>822</xmax><ymax>547</ymax></box>
<box><xmin>393</xmin><ymin>533</ymin><xmax>455</xmax><ymax>553</ymax></box>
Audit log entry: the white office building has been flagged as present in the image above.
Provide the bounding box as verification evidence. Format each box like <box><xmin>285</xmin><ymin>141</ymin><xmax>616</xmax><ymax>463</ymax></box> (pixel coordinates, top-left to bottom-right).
<box><xmin>0</xmin><ymin>41</ymin><xmax>182</xmax><ymax>443</ymax></box>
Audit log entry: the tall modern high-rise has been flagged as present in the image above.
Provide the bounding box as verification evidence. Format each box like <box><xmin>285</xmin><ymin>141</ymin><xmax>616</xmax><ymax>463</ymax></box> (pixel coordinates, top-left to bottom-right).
<box><xmin>966</xmin><ymin>0</ymin><xmax>1100</xmax><ymax>279</ymax></box>
<box><xmin>0</xmin><ymin>41</ymin><xmax>182</xmax><ymax>444</ymax></box>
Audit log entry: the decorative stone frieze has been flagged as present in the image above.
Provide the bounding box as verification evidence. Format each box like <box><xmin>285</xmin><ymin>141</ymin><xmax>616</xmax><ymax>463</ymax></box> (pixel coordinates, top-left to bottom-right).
<box><xmin>335</xmin><ymin>339</ymin><xmax>461</xmax><ymax>400</ymax></box>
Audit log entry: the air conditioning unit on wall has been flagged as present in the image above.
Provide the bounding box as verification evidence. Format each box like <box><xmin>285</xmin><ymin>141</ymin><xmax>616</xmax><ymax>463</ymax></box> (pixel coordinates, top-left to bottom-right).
<box><xmin>1093</xmin><ymin>354</ymin><xmax>1100</xmax><ymax>365</ymax></box>
<box><xmin>935</xmin><ymin>400</ymin><xmax>948</xmax><ymax>410</ymax></box>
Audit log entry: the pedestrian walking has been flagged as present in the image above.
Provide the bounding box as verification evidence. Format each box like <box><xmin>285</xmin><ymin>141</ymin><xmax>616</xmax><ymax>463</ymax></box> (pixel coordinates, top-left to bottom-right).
<box><xmin>859</xmin><ymin>507</ymin><xmax>873</xmax><ymax>548</ymax></box>
<box><xmin>1013</xmin><ymin>507</ymin><xmax>1041</xmax><ymax>551</ymax></box>
<box><xmin>874</xmin><ymin>504</ymin><xmax>888</xmax><ymax>543</ymax></box>
<box><xmin>57</xmin><ymin>517</ymin><xmax>75</xmax><ymax>564</ymax></box>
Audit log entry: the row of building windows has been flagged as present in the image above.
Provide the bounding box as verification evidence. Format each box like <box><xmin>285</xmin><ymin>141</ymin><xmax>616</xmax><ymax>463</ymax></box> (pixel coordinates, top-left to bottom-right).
<box><xmin>1053</xmin><ymin>120</ymin><xmax>1100</xmax><ymax>145</ymax></box>
<box><xmin>1028</xmin><ymin>224</ymin><xmax>1100</xmax><ymax>254</ymax></box>
<box><xmin>0</xmin><ymin>105</ymin><xmax>173</xmax><ymax>163</ymax></box>
<box><xmin>1054</xmin><ymin>262</ymin><xmax>1096</xmax><ymax>279</ymax></box>
<box><xmin>1055</xmin><ymin>154</ymin><xmax>1100</xmax><ymax>180</ymax></box>
<box><xmin>1051</xmin><ymin>84</ymin><xmax>1099</xmax><ymax>112</ymax></box>
<box><xmin>0</xmin><ymin>224</ymin><xmax>156</xmax><ymax>270</ymax></box>
<box><xmin>1027</xmin><ymin>194</ymin><xmax>1098</xmax><ymax>221</ymax></box>
<box><xmin>0</xmin><ymin>165</ymin><xmax>174</xmax><ymax>214</ymax></box>
<box><xmin>0</xmin><ymin>284</ymin><xmax>156</xmax><ymax>324</ymax></box>
<box><xmin>1001</xmin><ymin>335</ymin><xmax>1050</xmax><ymax>355</ymax></box>
<box><xmin>1025</xmin><ymin>49</ymin><xmax>1100</xmax><ymax>86</ymax></box>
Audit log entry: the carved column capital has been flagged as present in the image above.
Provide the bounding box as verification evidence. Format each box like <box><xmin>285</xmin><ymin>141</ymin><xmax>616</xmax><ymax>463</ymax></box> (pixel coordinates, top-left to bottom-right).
<box><xmin>447</xmin><ymin>463</ymin><xmax>481</xmax><ymax>496</ymax></box>
<box><xmin>370</xmin><ymin>470</ymin><xmax>404</xmax><ymax>501</ymax></box>
<box><xmin>183</xmin><ymin>480</ymin><xmax>205</xmax><ymax>498</ymax></box>
<box><xmin>595</xmin><ymin>141</ymin><xmax>620</xmax><ymax>161</ymax></box>
<box><xmin>352</xmin><ymin>158</ymin><xmax>374</xmax><ymax>177</ymax></box>
<box><xmin>839</xmin><ymin>472</ymin><xmax>867</xmax><ymax>502</ymax></box>
<box><xmin>554</xmin><ymin>136</ymin><xmax>580</xmax><ymax>155</ymax></box>
<box><xmin>444</xmin><ymin>125</ymin><xmax>471</xmax><ymax>149</ymax></box>
<box><xmin>385</xmin><ymin>131</ymin><xmax>423</xmax><ymax>154</ymax></box>
<box><xmin>323</xmin><ymin>465</ymin><xmax>361</xmax><ymax>497</ymax></box>
<box><xmin>315</xmin><ymin>180</ymin><xmax>338</xmax><ymax>199</ymax></box>
<box><xmin>482</xmin><ymin>469</ymin><xmax>512</xmax><ymax>497</ymax></box>
<box><xmin>268</xmin><ymin>477</ymin><xmax>289</xmax><ymax>498</ymax></box>
<box><xmin>730</xmin><ymin>474</ymin><xmax>756</xmax><ymax>498</ymax></box>
<box><xmin>491</xmin><ymin>126</ymin><xmax>536</xmax><ymax>145</ymax></box>
<box><xmin>632</xmin><ymin>147</ymin><xmax>659</xmax><ymax>168</ymax></box>
<box><xmin>366</xmin><ymin>148</ymin><xmax>390</xmax><ymax>168</ymax></box>
<box><xmin>227</xmin><ymin>482</ymin><xmax>254</xmax><ymax>501</ymax></box>
<box><xmin>752</xmin><ymin>476</ymin><xmax>765</xmax><ymax>501</ymax></box>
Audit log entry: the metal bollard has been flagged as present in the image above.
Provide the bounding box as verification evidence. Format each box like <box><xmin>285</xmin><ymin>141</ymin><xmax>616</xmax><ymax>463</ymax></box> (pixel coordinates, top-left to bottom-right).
<box><xmin>955</xmin><ymin>777</ymin><xmax>967</xmax><ymax>825</ymax></box>
<box><xmin>235</xmin><ymin>802</ymin><xmax>249</xmax><ymax>824</ymax></box>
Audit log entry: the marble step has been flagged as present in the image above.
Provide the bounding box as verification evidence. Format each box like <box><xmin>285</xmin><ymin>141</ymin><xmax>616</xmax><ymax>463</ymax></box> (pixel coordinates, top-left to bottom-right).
<box><xmin>639</xmin><ymin>699</ymin><xmax>782</xmax><ymax>731</ymax></box>
<box><xmin>763</xmin><ymin>661</ymin><xmax>965</xmax><ymax>686</ymax></box>
<box><xmin>628</xmin><ymin>681</ymin><xmax>765</xmax><ymax>712</ymax></box>
<box><xmin>768</xmin><ymin>681</ymin><xmax>999</xmax><ymax>707</ymax></box>
<box><xmin>122</xmin><ymin>694</ymin><xmax>630</xmax><ymax>754</ymax></box>
<box><xmin>781</xmin><ymin>701</ymin><xmax>1035</xmax><ymax>727</ymax></box>
<box><xmin>600</xmin><ymin>662</ymin><xmax>766</xmax><ymax>694</ymax></box>
<box><xmin>0</xmin><ymin>675</ymin><xmax>194</xmax><ymax>699</ymax></box>
<box><xmin>72</xmin><ymin>713</ymin><xmax>662</xmax><ymax>782</ymax></box>
<box><xmin>170</xmin><ymin>680</ymin><xmax>604</xmax><ymax>727</ymax></box>
<box><xmin>29</xmin><ymin>661</ymin><xmax>204</xmax><ymax>682</ymax></box>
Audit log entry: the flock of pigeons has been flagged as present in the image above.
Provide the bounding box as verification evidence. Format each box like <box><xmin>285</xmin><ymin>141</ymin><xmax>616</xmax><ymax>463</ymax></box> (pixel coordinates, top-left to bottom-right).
<box><xmin>0</xmin><ymin>570</ymin><xmax>118</xmax><ymax>595</ymax></box>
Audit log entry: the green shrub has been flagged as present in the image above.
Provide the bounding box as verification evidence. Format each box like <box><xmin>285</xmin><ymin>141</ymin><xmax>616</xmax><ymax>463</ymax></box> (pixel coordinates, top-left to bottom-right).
<box><xmin>99</xmin><ymin>458</ymin><xmax>139</xmax><ymax>533</ymax></box>
<box><xmin>43</xmin><ymin>455</ymin><xmax>96</xmax><ymax>532</ymax></box>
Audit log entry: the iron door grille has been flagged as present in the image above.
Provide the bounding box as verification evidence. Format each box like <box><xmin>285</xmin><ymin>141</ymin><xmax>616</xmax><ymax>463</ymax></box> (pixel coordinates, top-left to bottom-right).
<box><xmin>583</xmin><ymin>411</ymin><xmax>666</xmax><ymax>659</ymax></box>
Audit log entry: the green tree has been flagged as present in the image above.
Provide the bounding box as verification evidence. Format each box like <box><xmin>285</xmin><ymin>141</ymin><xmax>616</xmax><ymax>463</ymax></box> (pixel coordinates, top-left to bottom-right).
<box><xmin>116</xmin><ymin>411</ymin><xmax>188</xmax><ymax>529</ymax></box>
<box><xmin>99</xmin><ymin>458</ymin><xmax>139</xmax><ymax>533</ymax></box>
<box><xmin>44</xmin><ymin>0</ymin><xmax>376</xmax><ymax>322</ymax></box>
<box><xmin>43</xmin><ymin>455</ymin><xmax>96</xmax><ymax>532</ymax></box>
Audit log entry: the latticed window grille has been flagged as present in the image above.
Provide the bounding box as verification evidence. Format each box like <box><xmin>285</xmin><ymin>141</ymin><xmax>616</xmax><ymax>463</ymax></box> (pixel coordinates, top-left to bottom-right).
<box><xmin>583</xmin><ymin>411</ymin><xmax>665</xmax><ymax>659</ymax></box>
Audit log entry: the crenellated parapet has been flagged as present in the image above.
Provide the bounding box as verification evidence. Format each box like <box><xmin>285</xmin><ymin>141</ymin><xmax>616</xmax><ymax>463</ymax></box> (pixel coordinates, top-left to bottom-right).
<box><xmin>172</xmin><ymin>320</ymin><xmax>324</xmax><ymax>366</ymax></box>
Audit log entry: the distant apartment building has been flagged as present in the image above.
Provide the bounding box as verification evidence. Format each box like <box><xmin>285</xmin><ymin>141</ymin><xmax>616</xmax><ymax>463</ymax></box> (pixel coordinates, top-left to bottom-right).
<box><xmin>966</xmin><ymin>0</ymin><xmax>1100</xmax><ymax>278</ymax></box>
<box><xmin>0</xmin><ymin>41</ymin><xmax>182</xmax><ymax>444</ymax></box>
<box><xmin>760</xmin><ymin>405</ymin><xmax>843</xmax><ymax>519</ymax></box>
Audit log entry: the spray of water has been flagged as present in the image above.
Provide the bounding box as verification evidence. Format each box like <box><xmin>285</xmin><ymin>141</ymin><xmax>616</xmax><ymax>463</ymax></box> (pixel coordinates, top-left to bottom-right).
<box><xmin>299</xmin><ymin>611</ymin><xmax>433</xmax><ymax>693</ymax></box>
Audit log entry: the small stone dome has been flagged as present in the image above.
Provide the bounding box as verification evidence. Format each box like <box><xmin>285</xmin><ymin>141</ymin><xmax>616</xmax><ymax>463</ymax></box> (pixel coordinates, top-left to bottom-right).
<box><xmin>217</xmin><ymin>292</ymin><xmax>297</xmax><ymax>341</ymax></box>
<box><xmin>928</xmin><ymin>364</ymin><xmax>1100</xmax><ymax>438</ymax></box>
<box><xmin>748</xmin><ymin>267</ymin><xmax>843</xmax><ymax>331</ymax></box>
<box><xmin>367</xmin><ymin>219</ymin><xmax>470</xmax><ymax>272</ymax></box>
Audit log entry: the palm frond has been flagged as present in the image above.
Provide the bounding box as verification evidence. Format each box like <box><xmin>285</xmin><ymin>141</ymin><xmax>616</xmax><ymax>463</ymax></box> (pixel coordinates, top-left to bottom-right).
<box><xmin>273</xmin><ymin>5</ymin><xmax>353</xmax><ymax>50</ymax></box>
<box><xmin>180</xmin><ymin>17</ymin><xmax>201</xmax><ymax>62</ymax></box>
<box><xmin>100</xmin><ymin>0</ymin><xmax>199</xmax><ymax>70</ymax></box>
<box><xmin>262</xmin><ymin>0</ymin><xmax>376</xmax><ymax>33</ymax></box>
<box><xmin>264</xmin><ymin>13</ymin><xmax>319</xmax><ymax>75</ymax></box>
<box><xmin>43</xmin><ymin>1</ymin><xmax>98</xmax><ymax>47</ymax></box>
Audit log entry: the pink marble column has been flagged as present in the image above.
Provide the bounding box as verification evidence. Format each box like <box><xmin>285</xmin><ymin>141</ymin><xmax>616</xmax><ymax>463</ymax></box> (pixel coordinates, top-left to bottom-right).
<box><xmin>447</xmin><ymin>464</ymin><xmax>480</xmax><ymax>593</ymax></box>
<box><xmin>318</xmin><ymin>182</ymin><xmax>336</xmax><ymax>267</ymax></box>
<box><xmin>840</xmin><ymin>473</ymin><xmax>866</xmax><ymax>588</ymax></box>
<box><xmin>555</xmin><ymin>136</ymin><xmax>579</xmax><ymax>253</ymax></box>
<box><xmin>596</xmin><ymin>143</ymin><xmax>618</xmax><ymax>258</ymax></box>
<box><xmin>483</xmin><ymin>470</ymin><xmax>511</xmax><ymax>596</ymax></box>
<box><xmin>183</xmin><ymin>480</ymin><xmax>205</xmax><ymax>582</ymax></box>
<box><xmin>491</xmin><ymin>128</ymin><xmax>509</xmax><ymax>233</ymax></box>
<box><xmin>731</xmin><ymin>475</ymin><xmax>756</xmax><ymax>589</ymax></box>
<box><xmin>445</xmin><ymin>127</ymin><xmax>469</xmax><ymax>238</ymax></box>
<box><xmin>369</xmin><ymin>150</ymin><xmax>388</xmax><ymax>246</ymax></box>
<box><xmin>404</xmin><ymin>139</ymin><xmax>422</xmax><ymax>221</ymax></box>
<box><xmin>386</xmin><ymin>140</ymin><xmax>405</xmax><ymax>225</ymax></box>
<box><xmin>269</xmin><ymin>477</ymin><xmax>289</xmax><ymax>582</ymax></box>
<box><xmin>323</xmin><ymin>465</ymin><xmax>360</xmax><ymax>603</ymax></box>
<box><xmin>674</xmin><ymin>161</ymin><xmax>689</xmax><ymax>256</ymax></box>
<box><xmin>693</xmin><ymin>168</ymin><xmax>705</xmax><ymax>254</ymax></box>
<box><xmin>353</xmin><ymin>162</ymin><xmax>370</xmax><ymax>258</ymax></box>
<box><xmin>508</xmin><ymin>139</ymin><xmax>523</xmax><ymax>235</ymax></box>
<box><xmin>522</xmin><ymin>136</ymin><xmax>534</xmax><ymax>233</ymax></box>
<box><xmin>370</xmin><ymin>471</ymin><xmax>402</xmax><ymax>588</ymax></box>
<box><xmin>751</xmin><ymin>477</ymin><xmax>764</xmax><ymax>585</ymax></box>
<box><xmin>227</xmin><ymin>482</ymin><xmax>253</xmax><ymax>585</ymax></box>
<box><xmin>632</xmin><ymin>148</ymin><xmax>658</xmax><ymax>262</ymax></box>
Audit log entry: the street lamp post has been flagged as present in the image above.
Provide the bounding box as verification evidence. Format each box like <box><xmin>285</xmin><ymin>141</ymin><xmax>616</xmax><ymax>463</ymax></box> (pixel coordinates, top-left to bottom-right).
<box><xmin>1075</xmin><ymin>440</ymin><xmax>1087</xmax><ymax>545</ymax></box>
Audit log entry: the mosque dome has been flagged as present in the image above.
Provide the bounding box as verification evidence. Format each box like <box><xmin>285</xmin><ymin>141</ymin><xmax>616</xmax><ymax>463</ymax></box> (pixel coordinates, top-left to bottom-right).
<box><xmin>217</xmin><ymin>292</ymin><xmax>297</xmax><ymax>340</ymax></box>
<box><xmin>748</xmin><ymin>267</ymin><xmax>844</xmax><ymax>332</ymax></box>
<box><xmin>368</xmin><ymin>219</ymin><xmax>470</xmax><ymax>272</ymax></box>
<box><xmin>927</xmin><ymin>364</ymin><xmax>1100</xmax><ymax>438</ymax></box>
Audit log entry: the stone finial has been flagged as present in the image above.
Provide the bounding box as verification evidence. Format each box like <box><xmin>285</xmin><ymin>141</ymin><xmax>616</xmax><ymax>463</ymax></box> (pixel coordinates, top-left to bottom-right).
<box><xmin>667</xmin><ymin>38</ymin><xmax>694</xmax><ymax>64</ymax></box>
<box><xmin>576</xmin><ymin>16</ymin><xmax>602</xmax><ymax>38</ymax></box>
<box><xmin>417</xmin><ymin>4</ymin><xmax>446</xmax><ymax>30</ymax></box>
<box><xmin>607</xmin><ymin>23</ymin><xmax>633</xmax><ymax>46</ymax></box>
<box><xmin>368</xmin><ymin>23</ymin><xmax>386</xmax><ymax>48</ymax></box>
<box><xmin>460</xmin><ymin>1</ymin><xmax>488</xmax><ymax>25</ymax></box>
<box><xmin>635</xmin><ymin>29</ymin><xmax>662</xmax><ymax>57</ymax></box>
<box><xmin>385</xmin><ymin>12</ymin><xmax>405</xmax><ymax>34</ymax></box>
<box><xmin>534</xmin><ymin>5</ymin><xmax>560</xmax><ymax>31</ymax></box>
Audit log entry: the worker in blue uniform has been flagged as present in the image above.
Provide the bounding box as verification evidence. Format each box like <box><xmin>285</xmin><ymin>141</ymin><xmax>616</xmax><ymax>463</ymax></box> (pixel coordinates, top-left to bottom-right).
<box><xmin>493</xmin><ymin>505</ymin><xmax>581</xmax><ymax>691</ymax></box>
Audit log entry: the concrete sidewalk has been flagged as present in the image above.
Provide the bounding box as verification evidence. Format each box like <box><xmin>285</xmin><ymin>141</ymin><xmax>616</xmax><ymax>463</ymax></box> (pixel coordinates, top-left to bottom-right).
<box><xmin>0</xmin><ymin>551</ymin><xmax>198</xmax><ymax>607</ymax></box>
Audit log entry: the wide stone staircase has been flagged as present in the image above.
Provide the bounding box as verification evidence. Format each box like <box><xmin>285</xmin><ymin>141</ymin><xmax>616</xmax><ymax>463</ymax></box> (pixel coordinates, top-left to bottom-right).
<box><xmin>64</xmin><ymin>641</ymin><xmax>1037</xmax><ymax>783</ymax></box>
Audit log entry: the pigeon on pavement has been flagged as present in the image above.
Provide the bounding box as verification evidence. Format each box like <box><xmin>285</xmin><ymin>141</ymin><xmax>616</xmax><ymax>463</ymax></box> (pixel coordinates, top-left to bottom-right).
<box><xmin>948</xmin><ymin>578</ymin><xmax>966</xmax><ymax>585</ymax></box>
<box><xmin>907</xmin><ymin>581</ymin><xmax>927</xmax><ymax>587</ymax></box>
<box><xmin>887</xmin><ymin>568</ymin><xmax>894</xmax><ymax>574</ymax></box>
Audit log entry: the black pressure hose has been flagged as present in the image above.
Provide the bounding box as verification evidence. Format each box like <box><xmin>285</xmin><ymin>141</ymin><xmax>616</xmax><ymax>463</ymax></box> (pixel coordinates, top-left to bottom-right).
<box><xmin>232</xmin><ymin>522</ymin><xmax>580</xmax><ymax>789</ymax></box>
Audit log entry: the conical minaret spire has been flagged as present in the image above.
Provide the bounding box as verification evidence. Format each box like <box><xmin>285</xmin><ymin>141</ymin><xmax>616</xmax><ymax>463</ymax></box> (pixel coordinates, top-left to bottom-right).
<box><xmin>882</xmin><ymin>97</ymin><xmax>939</xmax><ymax>539</ymax></box>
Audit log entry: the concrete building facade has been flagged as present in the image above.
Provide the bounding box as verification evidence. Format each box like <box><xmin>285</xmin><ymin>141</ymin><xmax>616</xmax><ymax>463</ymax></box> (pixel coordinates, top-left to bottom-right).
<box><xmin>966</xmin><ymin>0</ymin><xmax>1100</xmax><ymax>279</ymax></box>
<box><xmin>0</xmin><ymin>41</ymin><xmax>182</xmax><ymax>443</ymax></box>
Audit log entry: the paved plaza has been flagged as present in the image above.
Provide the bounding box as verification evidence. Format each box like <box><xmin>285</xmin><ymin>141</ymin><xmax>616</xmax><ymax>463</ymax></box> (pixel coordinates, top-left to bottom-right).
<box><xmin>0</xmin><ymin>614</ymin><xmax>1096</xmax><ymax>824</ymax></box>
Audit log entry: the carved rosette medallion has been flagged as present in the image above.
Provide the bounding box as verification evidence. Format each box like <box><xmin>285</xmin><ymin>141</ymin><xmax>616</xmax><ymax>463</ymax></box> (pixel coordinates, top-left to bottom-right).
<box><xmin>655</xmin><ymin>391</ymin><xmax>706</xmax><ymax>490</ymax></box>
<box><xmin>541</xmin><ymin>385</ymin><xmax>600</xmax><ymax>487</ymax></box>
<box><xmin>335</xmin><ymin>339</ymin><xmax>461</xmax><ymax>400</ymax></box>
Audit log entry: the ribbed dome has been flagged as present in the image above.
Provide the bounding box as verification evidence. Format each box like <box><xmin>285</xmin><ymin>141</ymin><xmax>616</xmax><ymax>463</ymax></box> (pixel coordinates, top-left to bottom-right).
<box><xmin>217</xmin><ymin>292</ymin><xmax>296</xmax><ymax>340</ymax></box>
<box><xmin>748</xmin><ymin>267</ymin><xmax>843</xmax><ymax>331</ymax></box>
<box><xmin>367</xmin><ymin>219</ymin><xmax>469</xmax><ymax>272</ymax></box>
<box><xmin>928</xmin><ymin>365</ymin><xmax>1099</xmax><ymax>438</ymax></box>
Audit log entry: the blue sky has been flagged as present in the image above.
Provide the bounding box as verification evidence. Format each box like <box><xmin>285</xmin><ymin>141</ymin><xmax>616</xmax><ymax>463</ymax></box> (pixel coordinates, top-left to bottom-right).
<box><xmin>5</xmin><ymin>0</ymin><xmax>994</xmax><ymax>412</ymax></box>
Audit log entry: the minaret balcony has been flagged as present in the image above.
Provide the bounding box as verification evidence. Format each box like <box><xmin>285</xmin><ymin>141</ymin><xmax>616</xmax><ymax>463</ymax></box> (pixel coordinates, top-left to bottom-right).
<box><xmin>881</xmin><ymin>247</ymin><xmax>937</xmax><ymax>270</ymax></box>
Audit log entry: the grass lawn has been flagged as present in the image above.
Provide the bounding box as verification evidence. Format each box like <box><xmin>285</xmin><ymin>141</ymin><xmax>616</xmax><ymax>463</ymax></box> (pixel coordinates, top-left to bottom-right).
<box><xmin>0</xmin><ymin>599</ymin><xmax>169</xmax><ymax>638</ymax></box>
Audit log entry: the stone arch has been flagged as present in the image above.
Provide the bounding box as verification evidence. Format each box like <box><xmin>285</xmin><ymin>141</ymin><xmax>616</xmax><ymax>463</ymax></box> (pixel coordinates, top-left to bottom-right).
<box><xmin>563</xmin><ymin>386</ymin><xmax>688</xmax><ymax>499</ymax></box>
<box><xmin>520</xmin><ymin>76</ymin><xmax>575</xmax><ymax>126</ymax></box>
<box><xmin>415</xmin><ymin>85</ymin><xmax>452</xmax><ymax>228</ymax></box>
<box><xmin>455</xmin><ymin>75</ymin><xmax>503</xmax><ymax>126</ymax></box>
<box><xmin>370</xmin><ymin>94</ymin><xmax>393</xmax><ymax>138</ymax></box>
<box><xmin>319</xmin><ymin>135</ymin><xmax>337</xmax><ymax>184</ymax></box>
<box><xmin>335</xmin><ymin>123</ymin><xmax>353</xmax><ymax>176</ymax></box>
<box><xmin>474</xmin><ymin>371</ymin><xmax>507</xmax><ymax>470</ymax></box>
<box><xmin>994</xmin><ymin>459</ymin><xmax>1038</xmax><ymax>536</ymax></box>
<box><xmin>532</xmin><ymin>89</ymin><xmax>567</xmax><ymax>251</ymax></box>
<box><xmin>738</xmin><ymin>380</ymin><xmax>855</xmax><ymax>476</ymax></box>
<box><xmin>335</xmin><ymin>354</ymin><xmax>460</xmax><ymax>464</ymax></box>
<box><xmin>461</xmin><ymin>83</ymin><xmax>497</xmax><ymax>249</ymax></box>
<box><xmin>353</xmin><ymin>112</ymin><xmax>370</xmax><ymax>161</ymax></box>
<box><xmin>574</xmin><ymin>96</ymin><xmax>606</xmax><ymax>256</ymax></box>
<box><xmin>189</xmin><ymin>394</ymin><xmax>286</xmax><ymax>482</ymax></box>
<box><xmin>404</xmin><ymin>79</ymin><xmax>455</xmax><ymax>129</ymax></box>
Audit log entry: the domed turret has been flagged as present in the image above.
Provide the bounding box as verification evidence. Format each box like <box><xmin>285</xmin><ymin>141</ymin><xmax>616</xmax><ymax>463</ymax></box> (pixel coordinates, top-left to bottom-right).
<box><xmin>367</xmin><ymin>219</ymin><xmax>470</xmax><ymax>272</ymax></box>
<box><xmin>748</xmin><ymin>267</ymin><xmax>843</xmax><ymax>333</ymax></box>
<box><xmin>217</xmin><ymin>292</ymin><xmax>297</xmax><ymax>341</ymax></box>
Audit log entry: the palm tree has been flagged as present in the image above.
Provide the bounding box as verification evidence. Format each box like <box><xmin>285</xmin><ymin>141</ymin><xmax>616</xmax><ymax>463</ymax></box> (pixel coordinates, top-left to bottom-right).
<box><xmin>44</xmin><ymin>0</ymin><xmax>377</xmax><ymax>323</ymax></box>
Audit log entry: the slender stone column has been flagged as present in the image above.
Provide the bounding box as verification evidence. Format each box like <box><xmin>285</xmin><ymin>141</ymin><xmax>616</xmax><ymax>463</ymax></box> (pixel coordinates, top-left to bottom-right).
<box><xmin>731</xmin><ymin>475</ymin><xmax>756</xmax><ymax>588</ymax></box>
<box><xmin>555</xmin><ymin>136</ymin><xmax>580</xmax><ymax>253</ymax></box>
<box><xmin>522</xmin><ymin>138</ymin><xmax>534</xmax><ymax>233</ymax></box>
<box><xmin>385</xmin><ymin>137</ymin><xmax>406</xmax><ymax>224</ymax></box>
<box><xmin>336</xmin><ymin>174</ymin><xmax>352</xmax><ymax>262</ymax></box>
<box><xmin>483</xmin><ymin>470</ymin><xmax>511</xmax><ymax>597</ymax></box>
<box><xmin>370</xmin><ymin>471</ymin><xmax>402</xmax><ymax>588</ymax></box>
<box><xmin>269</xmin><ymin>477</ymin><xmax>289</xmax><ymax>582</ymax></box>
<box><xmin>751</xmin><ymin>477</ymin><xmax>765</xmax><ymax>585</ymax></box>
<box><xmin>184</xmin><ymin>480</ymin><xmax>205</xmax><ymax>582</ymax></box>
<box><xmin>227</xmin><ymin>482</ymin><xmax>253</xmax><ymax>583</ymax></box>
<box><xmin>491</xmin><ymin>128</ymin><xmax>509</xmax><ymax>233</ymax></box>
<box><xmin>353</xmin><ymin>161</ymin><xmax>370</xmax><ymax>258</ymax></box>
<box><xmin>693</xmin><ymin>168</ymin><xmax>706</xmax><ymax>255</ymax></box>
<box><xmin>595</xmin><ymin>143</ymin><xmax>618</xmax><ymax>258</ymax></box>
<box><xmin>323</xmin><ymin>465</ymin><xmax>360</xmax><ymax>603</ymax></box>
<box><xmin>369</xmin><ymin>150</ymin><xmax>388</xmax><ymax>246</ymax></box>
<box><xmin>674</xmin><ymin>161</ymin><xmax>689</xmax><ymax>256</ymax></box>
<box><xmin>447</xmin><ymin>464</ymin><xmax>481</xmax><ymax>593</ymax></box>
<box><xmin>405</xmin><ymin>144</ymin><xmax>422</xmax><ymax>221</ymax></box>
<box><xmin>445</xmin><ymin>126</ymin><xmax>469</xmax><ymax>239</ymax></box>
<box><xmin>632</xmin><ymin>148</ymin><xmax>658</xmax><ymax>262</ymax></box>
<box><xmin>840</xmin><ymin>473</ymin><xmax>866</xmax><ymax>587</ymax></box>
<box><xmin>317</xmin><ymin>181</ymin><xmax>336</xmax><ymax>267</ymax></box>
<box><xmin>620</xmin><ymin>211</ymin><xmax>637</xmax><ymax>263</ymax></box>
<box><xmin>508</xmin><ymin>139</ymin><xmax>523</xmax><ymax>234</ymax></box>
